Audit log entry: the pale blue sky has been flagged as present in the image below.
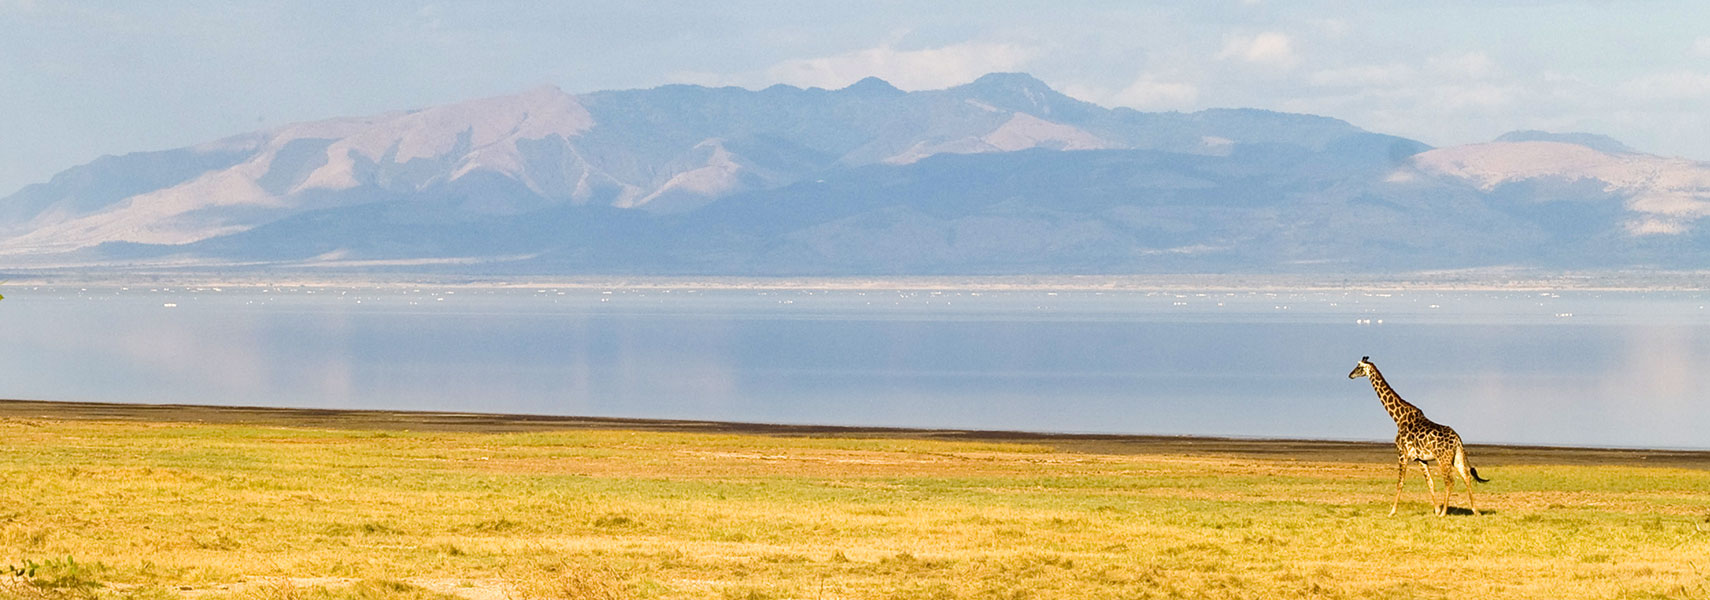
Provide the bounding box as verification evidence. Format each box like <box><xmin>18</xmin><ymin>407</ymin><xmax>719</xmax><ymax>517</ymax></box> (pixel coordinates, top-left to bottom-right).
<box><xmin>4</xmin><ymin>1</ymin><xmax>1709</xmax><ymax>196</ymax></box>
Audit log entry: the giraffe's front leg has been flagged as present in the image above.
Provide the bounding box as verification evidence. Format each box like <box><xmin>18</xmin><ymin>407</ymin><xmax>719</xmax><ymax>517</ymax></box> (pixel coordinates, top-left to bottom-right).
<box><xmin>1438</xmin><ymin>462</ymin><xmax>1456</xmax><ymax>517</ymax></box>
<box><xmin>1390</xmin><ymin>455</ymin><xmax>1408</xmax><ymax>516</ymax></box>
<box><xmin>1418</xmin><ymin>460</ymin><xmax>1439</xmax><ymax>516</ymax></box>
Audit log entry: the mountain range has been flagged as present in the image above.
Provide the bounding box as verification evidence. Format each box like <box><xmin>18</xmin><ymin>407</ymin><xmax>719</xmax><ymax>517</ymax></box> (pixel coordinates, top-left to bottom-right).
<box><xmin>5</xmin><ymin>72</ymin><xmax>1710</xmax><ymax>275</ymax></box>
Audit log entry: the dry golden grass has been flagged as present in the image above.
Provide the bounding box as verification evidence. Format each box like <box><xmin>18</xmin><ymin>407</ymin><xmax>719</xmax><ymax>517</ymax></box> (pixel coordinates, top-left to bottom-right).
<box><xmin>0</xmin><ymin>411</ymin><xmax>1707</xmax><ymax>599</ymax></box>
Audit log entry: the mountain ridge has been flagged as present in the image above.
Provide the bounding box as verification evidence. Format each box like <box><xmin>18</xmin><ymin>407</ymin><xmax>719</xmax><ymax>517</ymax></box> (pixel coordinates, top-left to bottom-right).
<box><xmin>4</xmin><ymin>73</ymin><xmax>1709</xmax><ymax>274</ymax></box>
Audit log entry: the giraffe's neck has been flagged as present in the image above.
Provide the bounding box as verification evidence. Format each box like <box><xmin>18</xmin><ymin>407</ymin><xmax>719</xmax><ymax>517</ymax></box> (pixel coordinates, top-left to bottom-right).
<box><xmin>1367</xmin><ymin>369</ymin><xmax>1423</xmax><ymax>425</ymax></box>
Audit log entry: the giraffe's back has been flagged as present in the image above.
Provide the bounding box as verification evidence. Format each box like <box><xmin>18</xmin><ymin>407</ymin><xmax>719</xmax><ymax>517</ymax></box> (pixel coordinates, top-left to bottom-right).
<box><xmin>1398</xmin><ymin>419</ymin><xmax>1462</xmax><ymax>461</ymax></box>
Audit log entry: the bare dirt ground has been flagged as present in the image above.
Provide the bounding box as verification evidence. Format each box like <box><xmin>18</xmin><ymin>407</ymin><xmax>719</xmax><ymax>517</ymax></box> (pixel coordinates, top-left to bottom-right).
<box><xmin>4</xmin><ymin>398</ymin><xmax>1704</xmax><ymax>470</ymax></box>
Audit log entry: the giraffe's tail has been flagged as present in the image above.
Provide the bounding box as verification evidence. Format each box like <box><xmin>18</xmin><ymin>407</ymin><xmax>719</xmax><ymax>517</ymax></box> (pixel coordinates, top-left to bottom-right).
<box><xmin>1458</xmin><ymin>448</ymin><xmax>1491</xmax><ymax>483</ymax></box>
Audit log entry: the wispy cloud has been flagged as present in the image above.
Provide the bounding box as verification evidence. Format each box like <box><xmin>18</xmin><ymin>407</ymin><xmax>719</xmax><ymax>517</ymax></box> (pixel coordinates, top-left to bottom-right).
<box><xmin>1217</xmin><ymin>32</ymin><xmax>1298</xmax><ymax>69</ymax></box>
<box><xmin>765</xmin><ymin>41</ymin><xmax>1036</xmax><ymax>91</ymax></box>
<box><xmin>1426</xmin><ymin>52</ymin><xmax>1502</xmax><ymax>80</ymax></box>
<box><xmin>1112</xmin><ymin>79</ymin><xmax>1200</xmax><ymax>111</ymax></box>
<box><xmin>1621</xmin><ymin>70</ymin><xmax>1710</xmax><ymax>101</ymax></box>
<box><xmin>1309</xmin><ymin>64</ymin><xmax>1413</xmax><ymax>88</ymax></box>
<box><xmin>1270</xmin><ymin>49</ymin><xmax>1549</xmax><ymax>148</ymax></box>
<box><xmin>1693</xmin><ymin>37</ymin><xmax>1710</xmax><ymax>58</ymax></box>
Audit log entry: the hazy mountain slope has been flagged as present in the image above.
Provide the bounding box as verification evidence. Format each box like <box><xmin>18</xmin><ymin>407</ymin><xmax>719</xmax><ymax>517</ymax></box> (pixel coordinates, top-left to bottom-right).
<box><xmin>174</xmin><ymin>144</ymin><xmax>1537</xmax><ymax>275</ymax></box>
<box><xmin>1407</xmin><ymin>140</ymin><xmax>1710</xmax><ymax>237</ymax></box>
<box><xmin>0</xmin><ymin>146</ymin><xmax>256</xmax><ymax>237</ymax></box>
<box><xmin>1494</xmin><ymin>130</ymin><xmax>1636</xmax><ymax>155</ymax></box>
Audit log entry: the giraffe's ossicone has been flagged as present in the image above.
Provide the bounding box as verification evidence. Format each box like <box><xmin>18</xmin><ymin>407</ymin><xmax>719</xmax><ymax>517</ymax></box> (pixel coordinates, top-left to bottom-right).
<box><xmin>1349</xmin><ymin>356</ymin><xmax>1489</xmax><ymax>516</ymax></box>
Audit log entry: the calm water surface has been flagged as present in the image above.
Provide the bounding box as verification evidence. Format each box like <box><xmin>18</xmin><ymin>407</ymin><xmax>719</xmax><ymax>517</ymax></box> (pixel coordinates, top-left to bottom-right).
<box><xmin>3</xmin><ymin>285</ymin><xmax>1708</xmax><ymax>449</ymax></box>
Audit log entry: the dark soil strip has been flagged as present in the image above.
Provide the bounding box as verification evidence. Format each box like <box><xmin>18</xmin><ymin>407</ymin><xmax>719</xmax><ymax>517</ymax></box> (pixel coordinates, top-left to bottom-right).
<box><xmin>3</xmin><ymin>398</ymin><xmax>1705</xmax><ymax>469</ymax></box>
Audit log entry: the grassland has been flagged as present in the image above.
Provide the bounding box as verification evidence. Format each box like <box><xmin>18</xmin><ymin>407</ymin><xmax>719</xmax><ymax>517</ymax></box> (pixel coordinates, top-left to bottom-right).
<box><xmin>1</xmin><ymin>400</ymin><xmax>1707</xmax><ymax>600</ymax></box>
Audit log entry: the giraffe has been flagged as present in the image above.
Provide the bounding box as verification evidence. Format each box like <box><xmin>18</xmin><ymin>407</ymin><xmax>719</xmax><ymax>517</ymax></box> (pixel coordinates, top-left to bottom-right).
<box><xmin>1348</xmin><ymin>356</ymin><xmax>1488</xmax><ymax>516</ymax></box>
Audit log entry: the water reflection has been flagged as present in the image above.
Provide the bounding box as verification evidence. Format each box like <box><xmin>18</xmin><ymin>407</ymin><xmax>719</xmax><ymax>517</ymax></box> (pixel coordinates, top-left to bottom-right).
<box><xmin>0</xmin><ymin>286</ymin><xmax>1706</xmax><ymax>449</ymax></box>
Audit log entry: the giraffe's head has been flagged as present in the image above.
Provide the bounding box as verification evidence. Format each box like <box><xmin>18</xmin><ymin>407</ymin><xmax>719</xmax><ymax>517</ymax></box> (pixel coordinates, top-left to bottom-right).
<box><xmin>1348</xmin><ymin>356</ymin><xmax>1376</xmax><ymax>379</ymax></box>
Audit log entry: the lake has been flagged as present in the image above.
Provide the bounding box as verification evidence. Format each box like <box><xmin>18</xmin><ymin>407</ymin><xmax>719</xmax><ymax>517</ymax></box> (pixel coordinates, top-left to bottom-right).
<box><xmin>2</xmin><ymin>284</ymin><xmax>1708</xmax><ymax>450</ymax></box>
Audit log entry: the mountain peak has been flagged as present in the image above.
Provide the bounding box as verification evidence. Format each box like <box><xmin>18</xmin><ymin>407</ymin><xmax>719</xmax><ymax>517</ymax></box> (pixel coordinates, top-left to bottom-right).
<box><xmin>967</xmin><ymin>72</ymin><xmax>1052</xmax><ymax>92</ymax></box>
<box><xmin>1495</xmin><ymin>130</ymin><xmax>1637</xmax><ymax>155</ymax></box>
<box><xmin>841</xmin><ymin>76</ymin><xmax>904</xmax><ymax>96</ymax></box>
<box><xmin>949</xmin><ymin>73</ymin><xmax>1086</xmax><ymax>117</ymax></box>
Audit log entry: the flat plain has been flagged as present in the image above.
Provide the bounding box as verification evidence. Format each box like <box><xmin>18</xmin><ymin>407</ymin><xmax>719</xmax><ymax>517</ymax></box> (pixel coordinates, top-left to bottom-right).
<box><xmin>1</xmin><ymin>400</ymin><xmax>1707</xmax><ymax>600</ymax></box>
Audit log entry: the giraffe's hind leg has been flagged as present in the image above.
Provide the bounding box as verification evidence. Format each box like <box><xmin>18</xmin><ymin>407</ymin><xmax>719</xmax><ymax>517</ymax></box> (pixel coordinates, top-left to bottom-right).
<box><xmin>1455</xmin><ymin>449</ymin><xmax>1481</xmax><ymax>516</ymax></box>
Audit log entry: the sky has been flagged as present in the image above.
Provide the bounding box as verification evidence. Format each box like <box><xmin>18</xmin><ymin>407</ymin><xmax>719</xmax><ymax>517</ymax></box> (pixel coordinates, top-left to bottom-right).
<box><xmin>4</xmin><ymin>1</ymin><xmax>1710</xmax><ymax>196</ymax></box>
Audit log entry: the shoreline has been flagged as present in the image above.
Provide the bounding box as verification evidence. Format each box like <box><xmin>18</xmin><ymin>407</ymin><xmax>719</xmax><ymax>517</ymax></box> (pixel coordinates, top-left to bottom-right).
<box><xmin>5</xmin><ymin>397</ymin><xmax>1707</xmax><ymax>469</ymax></box>
<box><xmin>5</xmin><ymin>271</ymin><xmax>1710</xmax><ymax>292</ymax></box>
